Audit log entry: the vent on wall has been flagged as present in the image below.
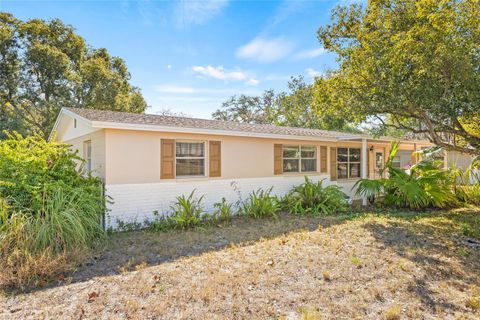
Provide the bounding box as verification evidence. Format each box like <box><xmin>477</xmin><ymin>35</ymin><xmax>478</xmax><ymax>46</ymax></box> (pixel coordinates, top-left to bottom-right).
<box><xmin>74</xmin><ymin>119</ymin><xmax>77</xmax><ymax>128</ymax></box>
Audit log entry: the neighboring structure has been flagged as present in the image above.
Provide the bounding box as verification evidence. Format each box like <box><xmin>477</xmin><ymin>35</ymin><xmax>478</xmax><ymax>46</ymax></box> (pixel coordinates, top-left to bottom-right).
<box><xmin>52</xmin><ymin>108</ymin><xmax>448</xmax><ymax>228</ymax></box>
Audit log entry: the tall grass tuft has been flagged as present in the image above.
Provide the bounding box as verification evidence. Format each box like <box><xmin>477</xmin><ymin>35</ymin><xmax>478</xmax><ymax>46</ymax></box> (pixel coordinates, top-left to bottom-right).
<box><xmin>241</xmin><ymin>187</ymin><xmax>280</xmax><ymax>218</ymax></box>
<box><xmin>0</xmin><ymin>188</ymin><xmax>105</xmax><ymax>288</ymax></box>
<box><xmin>169</xmin><ymin>190</ymin><xmax>207</xmax><ymax>229</ymax></box>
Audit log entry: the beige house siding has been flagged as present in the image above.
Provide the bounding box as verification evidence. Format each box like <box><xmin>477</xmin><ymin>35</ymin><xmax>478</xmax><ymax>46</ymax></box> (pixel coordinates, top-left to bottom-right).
<box><xmin>103</xmin><ymin>129</ymin><xmax>340</xmax><ymax>185</ymax></box>
<box><xmin>65</xmin><ymin>129</ymin><xmax>106</xmax><ymax>180</ymax></box>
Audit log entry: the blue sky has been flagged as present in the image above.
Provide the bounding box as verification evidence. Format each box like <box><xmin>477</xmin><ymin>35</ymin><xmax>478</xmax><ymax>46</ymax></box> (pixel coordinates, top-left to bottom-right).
<box><xmin>1</xmin><ymin>0</ymin><xmax>344</xmax><ymax>118</ymax></box>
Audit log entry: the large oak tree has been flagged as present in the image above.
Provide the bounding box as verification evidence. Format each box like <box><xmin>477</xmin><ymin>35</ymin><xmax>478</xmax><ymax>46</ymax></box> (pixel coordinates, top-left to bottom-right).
<box><xmin>0</xmin><ymin>13</ymin><xmax>147</xmax><ymax>139</ymax></box>
<box><xmin>317</xmin><ymin>0</ymin><xmax>480</xmax><ymax>155</ymax></box>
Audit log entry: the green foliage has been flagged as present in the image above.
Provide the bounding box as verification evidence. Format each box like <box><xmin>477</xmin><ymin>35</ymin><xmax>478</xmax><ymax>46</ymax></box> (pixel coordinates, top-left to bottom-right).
<box><xmin>0</xmin><ymin>13</ymin><xmax>147</xmax><ymax>139</ymax></box>
<box><xmin>456</xmin><ymin>185</ymin><xmax>480</xmax><ymax>206</ymax></box>
<box><xmin>212</xmin><ymin>197</ymin><xmax>233</xmax><ymax>222</ymax></box>
<box><xmin>0</xmin><ymin>132</ymin><xmax>100</xmax><ymax>213</ymax></box>
<box><xmin>282</xmin><ymin>177</ymin><xmax>349</xmax><ymax>216</ymax></box>
<box><xmin>0</xmin><ymin>133</ymin><xmax>105</xmax><ymax>288</ymax></box>
<box><xmin>355</xmin><ymin>142</ymin><xmax>457</xmax><ymax>209</ymax></box>
<box><xmin>241</xmin><ymin>187</ymin><xmax>280</xmax><ymax>219</ymax></box>
<box><xmin>169</xmin><ymin>190</ymin><xmax>207</xmax><ymax>230</ymax></box>
<box><xmin>316</xmin><ymin>0</ymin><xmax>480</xmax><ymax>155</ymax></box>
<box><xmin>212</xmin><ymin>76</ymin><xmax>359</xmax><ymax>132</ymax></box>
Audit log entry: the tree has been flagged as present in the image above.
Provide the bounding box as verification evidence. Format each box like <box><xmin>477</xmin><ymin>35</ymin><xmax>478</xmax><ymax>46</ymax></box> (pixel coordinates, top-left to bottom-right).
<box><xmin>316</xmin><ymin>0</ymin><xmax>480</xmax><ymax>155</ymax></box>
<box><xmin>212</xmin><ymin>76</ymin><xmax>358</xmax><ymax>132</ymax></box>
<box><xmin>0</xmin><ymin>13</ymin><xmax>147</xmax><ymax>139</ymax></box>
<box><xmin>212</xmin><ymin>89</ymin><xmax>277</xmax><ymax>124</ymax></box>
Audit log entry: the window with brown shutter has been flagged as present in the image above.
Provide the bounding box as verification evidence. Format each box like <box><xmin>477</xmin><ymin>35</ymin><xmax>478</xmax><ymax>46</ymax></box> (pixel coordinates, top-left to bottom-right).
<box><xmin>330</xmin><ymin>147</ymin><xmax>337</xmax><ymax>181</ymax></box>
<box><xmin>209</xmin><ymin>141</ymin><xmax>221</xmax><ymax>177</ymax></box>
<box><xmin>274</xmin><ymin>144</ymin><xmax>283</xmax><ymax>175</ymax></box>
<box><xmin>160</xmin><ymin>139</ymin><xmax>175</xmax><ymax>179</ymax></box>
<box><xmin>320</xmin><ymin>146</ymin><xmax>327</xmax><ymax>173</ymax></box>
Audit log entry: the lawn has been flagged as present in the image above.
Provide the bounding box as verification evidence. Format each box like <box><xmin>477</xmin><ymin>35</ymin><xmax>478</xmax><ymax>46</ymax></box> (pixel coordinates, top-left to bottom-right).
<box><xmin>1</xmin><ymin>208</ymin><xmax>479</xmax><ymax>319</ymax></box>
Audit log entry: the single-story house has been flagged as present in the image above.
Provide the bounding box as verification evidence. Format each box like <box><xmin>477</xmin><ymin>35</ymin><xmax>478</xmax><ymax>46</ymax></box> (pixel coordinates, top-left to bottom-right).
<box><xmin>51</xmin><ymin>108</ymin><xmax>469</xmax><ymax>229</ymax></box>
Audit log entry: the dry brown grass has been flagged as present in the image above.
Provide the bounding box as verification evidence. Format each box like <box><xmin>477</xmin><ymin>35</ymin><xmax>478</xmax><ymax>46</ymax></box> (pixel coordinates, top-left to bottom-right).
<box><xmin>1</xmin><ymin>209</ymin><xmax>479</xmax><ymax>319</ymax></box>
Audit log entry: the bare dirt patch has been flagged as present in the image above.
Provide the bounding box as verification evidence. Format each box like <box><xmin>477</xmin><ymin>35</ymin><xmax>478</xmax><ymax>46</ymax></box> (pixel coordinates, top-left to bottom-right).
<box><xmin>1</xmin><ymin>209</ymin><xmax>479</xmax><ymax>319</ymax></box>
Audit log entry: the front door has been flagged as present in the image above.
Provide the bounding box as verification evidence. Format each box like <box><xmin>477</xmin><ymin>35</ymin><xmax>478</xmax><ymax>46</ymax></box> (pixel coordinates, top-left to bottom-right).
<box><xmin>374</xmin><ymin>149</ymin><xmax>384</xmax><ymax>179</ymax></box>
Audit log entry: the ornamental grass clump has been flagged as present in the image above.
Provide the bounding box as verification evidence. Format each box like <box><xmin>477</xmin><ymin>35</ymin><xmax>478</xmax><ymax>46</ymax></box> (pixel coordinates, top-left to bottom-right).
<box><xmin>0</xmin><ymin>133</ymin><xmax>106</xmax><ymax>289</ymax></box>
<box><xmin>241</xmin><ymin>187</ymin><xmax>280</xmax><ymax>218</ymax></box>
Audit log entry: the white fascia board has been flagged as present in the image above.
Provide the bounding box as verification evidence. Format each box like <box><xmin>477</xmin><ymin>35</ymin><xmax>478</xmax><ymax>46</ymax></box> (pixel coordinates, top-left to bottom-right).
<box><xmin>48</xmin><ymin>108</ymin><xmax>94</xmax><ymax>141</ymax></box>
<box><xmin>90</xmin><ymin>121</ymin><xmax>340</xmax><ymax>142</ymax></box>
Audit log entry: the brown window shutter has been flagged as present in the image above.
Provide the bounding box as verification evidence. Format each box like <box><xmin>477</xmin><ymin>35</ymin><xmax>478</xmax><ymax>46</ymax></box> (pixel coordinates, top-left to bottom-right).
<box><xmin>160</xmin><ymin>139</ymin><xmax>175</xmax><ymax>179</ymax></box>
<box><xmin>320</xmin><ymin>146</ymin><xmax>328</xmax><ymax>173</ymax></box>
<box><xmin>330</xmin><ymin>147</ymin><xmax>337</xmax><ymax>181</ymax></box>
<box><xmin>209</xmin><ymin>141</ymin><xmax>221</xmax><ymax>177</ymax></box>
<box><xmin>274</xmin><ymin>144</ymin><xmax>283</xmax><ymax>175</ymax></box>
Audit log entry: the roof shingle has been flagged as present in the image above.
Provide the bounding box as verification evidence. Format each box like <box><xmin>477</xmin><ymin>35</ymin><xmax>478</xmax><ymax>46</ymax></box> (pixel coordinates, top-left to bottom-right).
<box><xmin>65</xmin><ymin>107</ymin><xmax>362</xmax><ymax>139</ymax></box>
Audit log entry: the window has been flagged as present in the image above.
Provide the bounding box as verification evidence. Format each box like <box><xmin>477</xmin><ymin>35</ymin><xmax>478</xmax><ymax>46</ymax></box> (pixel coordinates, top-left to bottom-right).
<box><xmin>337</xmin><ymin>147</ymin><xmax>361</xmax><ymax>179</ymax></box>
<box><xmin>392</xmin><ymin>155</ymin><xmax>401</xmax><ymax>168</ymax></box>
<box><xmin>83</xmin><ymin>140</ymin><xmax>92</xmax><ymax>172</ymax></box>
<box><xmin>283</xmin><ymin>145</ymin><xmax>317</xmax><ymax>173</ymax></box>
<box><xmin>176</xmin><ymin>142</ymin><xmax>205</xmax><ymax>176</ymax></box>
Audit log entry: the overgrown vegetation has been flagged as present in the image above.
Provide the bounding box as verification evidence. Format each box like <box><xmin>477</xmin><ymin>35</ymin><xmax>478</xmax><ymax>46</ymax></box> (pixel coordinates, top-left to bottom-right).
<box><xmin>355</xmin><ymin>142</ymin><xmax>479</xmax><ymax>209</ymax></box>
<box><xmin>282</xmin><ymin>177</ymin><xmax>349</xmax><ymax>216</ymax></box>
<box><xmin>240</xmin><ymin>187</ymin><xmax>280</xmax><ymax>219</ymax></box>
<box><xmin>0</xmin><ymin>133</ymin><xmax>105</xmax><ymax>289</ymax></box>
<box><xmin>169</xmin><ymin>191</ymin><xmax>207</xmax><ymax>230</ymax></box>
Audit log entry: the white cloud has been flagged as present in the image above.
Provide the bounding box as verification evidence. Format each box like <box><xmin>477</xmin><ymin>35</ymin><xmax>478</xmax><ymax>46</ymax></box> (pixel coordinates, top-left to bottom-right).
<box><xmin>305</xmin><ymin>68</ymin><xmax>322</xmax><ymax>79</ymax></box>
<box><xmin>294</xmin><ymin>47</ymin><xmax>327</xmax><ymax>60</ymax></box>
<box><xmin>175</xmin><ymin>0</ymin><xmax>228</xmax><ymax>27</ymax></box>
<box><xmin>166</xmin><ymin>65</ymin><xmax>172</xmax><ymax>69</ymax></box>
<box><xmin>236</xmin><ymin>37</ymin><xmax>293</xmax><ymax>63</ymax></box>
<box><xmin>191</xmin><ymin>65</ymin><xmax>259</xmax><ymax>85</ymax></box>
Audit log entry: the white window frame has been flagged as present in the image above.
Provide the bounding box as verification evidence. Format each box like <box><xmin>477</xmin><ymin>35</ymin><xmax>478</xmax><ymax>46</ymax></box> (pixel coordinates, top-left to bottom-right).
<box><xmin>282</xmin><ymin>145</ymin><xmax>317</xmax><ymax>173</ymax></box>
<box><xmin>337</xmin><ymin>147</ymin><xmax>361</xmax><ymax>179</ymax></box>
<box><xmin>83</xmin><ymin>140</ymin><xmax>92</xmax><ymax>173</ymax></box>
<box><xmin>175</xmin><ymin>140</ymin><xmax>207</xmax><ymax>178</ymax></box>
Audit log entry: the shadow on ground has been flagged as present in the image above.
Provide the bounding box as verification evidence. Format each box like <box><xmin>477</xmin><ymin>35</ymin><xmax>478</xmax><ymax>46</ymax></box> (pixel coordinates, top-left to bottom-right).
<box><xmin>362</xmin><ymin>207</ymin><xmax>480</xmax><ymax>314</ymax></box>
<box><xmin>28</xmin><ymin>212</ymin><xmax>350</xmax><ymax>292</ymax></box>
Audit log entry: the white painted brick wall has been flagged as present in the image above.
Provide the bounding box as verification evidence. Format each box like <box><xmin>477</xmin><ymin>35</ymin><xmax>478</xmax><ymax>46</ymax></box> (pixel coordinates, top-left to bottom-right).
<box><xmin>105</xmin><ymin>175</ymin><xmax>334</xmax><ymax>229</ymax></box>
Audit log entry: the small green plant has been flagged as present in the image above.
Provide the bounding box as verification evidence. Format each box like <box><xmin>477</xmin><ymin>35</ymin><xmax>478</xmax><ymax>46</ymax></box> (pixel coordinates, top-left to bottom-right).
<box><xmin>282</xmin><ymin>177</ymin><xmax>349</xmax><ymax>216</ymax></box>
<box><xmin>169</xmin><ymin>190</ymin><xmax>207</xmax><ymax>229</ymax></box>
<box><xmin>350</xmin><ymin>256</ymin><xmax>362</xmax><ymax>268</ymax></box>
<box><xmin>212</xmin><ymin>197</ymin><xmax>233</xmax><ymax>222</ymax></box>
<box><xmin>466</xmin><ymin>295</ymin><xmax>480</xmax><ymax>311</ymax></box>
<box><xmin>148</xmin><ymin>211</ymin><xmax>176</xmax><ymax>231</ymax></box>
<box><xmin>384</xmin><ymin>305</ymin><xmax>401</xmax><ymax>320</ymax></box>
<box><xmin>241</xmin><ymin>187</ymin><xmax>280</xmax><ymax>218</ymax></box>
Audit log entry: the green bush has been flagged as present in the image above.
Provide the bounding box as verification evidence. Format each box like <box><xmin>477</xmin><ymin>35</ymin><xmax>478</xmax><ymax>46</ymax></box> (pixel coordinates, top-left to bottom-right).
<box><xmin>282</xmin><ymin>177</ymin><xmax>349</xmax><ymax>216</ymax></box>
<box><xmin>355</xmin><ymin>142</ymin><xmax>457</xmax><ymax>210</ymax></box>
<box><xmin>241</xmin><ymin>187</ymin><xmax>280</xmax><ymax>218</ymax></box>
<box><xmin>0</xmin><ymin>133</ymin><xmax>105</xmax><ymax>288</ymax></box>
<box><xmin>212</xmin><ymin>197</ymin><xmax>234</xmax><ymax>222</ymax></box>
<box><xmin>169</xmin><ymin>190</ymin><xmax>207</xmax><ymax>229</ymax></box>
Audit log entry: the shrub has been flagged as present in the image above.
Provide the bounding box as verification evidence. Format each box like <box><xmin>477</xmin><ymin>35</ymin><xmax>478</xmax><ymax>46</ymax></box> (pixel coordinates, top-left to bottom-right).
<box><xmin>241</xmin><ymin>187</ymin><xmax>280</xmax><ymax>218</ymax></box>
<box><xmin>0</xmin><ymin>133</ymin><xmax>105</xmax><ymax>289</ymax></box>
<box><xmin>212</xmin><ymin>197</ymin><xmax>234</xmax><ymax>222</ymax></box>
<box><xmin>283</xmin><ymin>177</ymin><xmax>349</xmax><ymax>216</ymax></box>
<box><xmin>169</xmin><ymin>190</ymin><xmax>207</xmax><ymax>229</ymax></box>
<box><xmin>355</xmin><ymin>142</ymin><xmax>457</xmax><ymax>209</ymax></box>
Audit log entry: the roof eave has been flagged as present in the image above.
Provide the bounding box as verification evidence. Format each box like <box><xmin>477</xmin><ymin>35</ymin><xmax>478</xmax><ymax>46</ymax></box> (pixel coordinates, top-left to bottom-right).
<box><xmin>90</xmin><ymin>120</ymin><xmax>341</xmax><ymax>142</ymax></box>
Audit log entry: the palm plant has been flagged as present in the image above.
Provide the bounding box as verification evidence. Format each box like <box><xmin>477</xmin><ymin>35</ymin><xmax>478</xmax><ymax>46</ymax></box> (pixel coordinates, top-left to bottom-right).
<box><xmin>354</xmin><ymin>142</ymin><xmax>456</xmax><ymax>209</ymax></box>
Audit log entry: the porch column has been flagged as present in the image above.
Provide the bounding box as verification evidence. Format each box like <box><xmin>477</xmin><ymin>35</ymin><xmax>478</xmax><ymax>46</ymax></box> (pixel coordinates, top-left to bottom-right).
<box><xmin>362</xmin><ymin>138</ymin><xmax>367</xmax><ymax>206</ymax></box>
